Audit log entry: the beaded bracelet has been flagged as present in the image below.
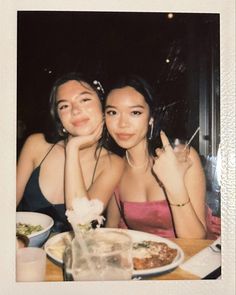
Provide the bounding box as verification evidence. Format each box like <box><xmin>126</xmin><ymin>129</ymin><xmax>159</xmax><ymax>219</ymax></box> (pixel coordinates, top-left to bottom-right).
<box><xmin>169</xmin><ymin>198</ymin><xmax>190</xmax><ymax>207</ymax></box>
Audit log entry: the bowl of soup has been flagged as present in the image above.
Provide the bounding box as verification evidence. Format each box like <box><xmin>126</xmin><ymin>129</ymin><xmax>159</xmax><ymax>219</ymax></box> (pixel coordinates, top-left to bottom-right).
<box><xmin>16</xmin><ymin>212</ymin><xmax>54</xmax><ymax>247</ymax></box>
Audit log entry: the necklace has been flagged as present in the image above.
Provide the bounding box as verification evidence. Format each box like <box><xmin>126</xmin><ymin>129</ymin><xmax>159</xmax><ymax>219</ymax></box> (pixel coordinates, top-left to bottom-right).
<box><xmin>125</xmin><ymin>151</ymin><xmax>149</xmax><ymax>169</ymax></box>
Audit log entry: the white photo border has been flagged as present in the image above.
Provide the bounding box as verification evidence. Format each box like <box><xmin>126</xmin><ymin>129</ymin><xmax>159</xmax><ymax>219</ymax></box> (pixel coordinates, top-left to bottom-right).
<box><xmin>0</xmin><ymin>0</ymin><xmax>235</xmax><ymax>294</ymax></box>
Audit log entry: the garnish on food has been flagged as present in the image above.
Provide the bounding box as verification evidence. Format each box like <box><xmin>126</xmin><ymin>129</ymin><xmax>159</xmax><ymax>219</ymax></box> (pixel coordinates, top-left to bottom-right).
<box><xmin>16</xmin><ymin>222</ymin><xmax>43</xmax><ymax>236</ymax></box>
<box><xmin>65</xmin><ymin>197</ymin><xmax>105</xmax><ymax>233</ymax></box>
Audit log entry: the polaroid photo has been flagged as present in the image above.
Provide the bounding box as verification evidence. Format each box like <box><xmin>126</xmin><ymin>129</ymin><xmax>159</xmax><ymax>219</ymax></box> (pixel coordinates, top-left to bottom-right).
<box><xmin>0</xmin><ymin>0</ymin><xmax>235</xmax><ymax>295</ymax></box>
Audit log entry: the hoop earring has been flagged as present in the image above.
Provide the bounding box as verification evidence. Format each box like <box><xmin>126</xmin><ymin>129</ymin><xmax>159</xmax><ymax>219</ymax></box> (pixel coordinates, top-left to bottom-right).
<box><xmin>148</xmin><ymin>122</ymin><xmax>154</xmax><ymax>140</ymax></box>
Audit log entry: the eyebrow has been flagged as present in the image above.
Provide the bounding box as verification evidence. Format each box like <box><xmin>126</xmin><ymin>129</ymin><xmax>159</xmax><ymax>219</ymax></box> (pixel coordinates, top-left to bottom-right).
<box><xmin>105</xmin><ymin>104</ymin><xmax>145</xmax><ymax>109</ymax></box>
<box><xmin>56</xmin><ymin>91</ymin><xmax>93</xmax><ymax>106</ymax></box>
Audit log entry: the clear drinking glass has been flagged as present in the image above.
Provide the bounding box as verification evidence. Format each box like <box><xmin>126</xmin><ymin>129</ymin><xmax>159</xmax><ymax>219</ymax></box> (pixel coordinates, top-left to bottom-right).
<box><xmin>63</xmin><ymin>245</ymin><xmax>74</xmax><ymax>281</ymax></box>
<box><xmin>16</xmin><ymin>247</ymin><xmax>46</xmax><ymax>282</ymax></box>
<box><xmin>68</xmin><ymin>230</ymin><xmax>133</xmax><ymax>281</ymax></box>
<box><xmin>171</xmin><ymin>138</ymin><xmax>190</xmax><ymax>162</ymax></box>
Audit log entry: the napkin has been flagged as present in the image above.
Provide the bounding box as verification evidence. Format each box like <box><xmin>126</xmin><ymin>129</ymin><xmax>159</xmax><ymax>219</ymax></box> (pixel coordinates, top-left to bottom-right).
<box><xmin>179</xmin><ymin>237</ymin><xmax>221</xmax><ymax>278</ymax></box>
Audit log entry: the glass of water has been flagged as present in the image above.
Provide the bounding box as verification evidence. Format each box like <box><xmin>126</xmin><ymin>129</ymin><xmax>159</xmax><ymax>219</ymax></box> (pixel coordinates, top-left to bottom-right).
<box><xmin>16</xmin><ymin>247</ymin><xmax>46</xmax><ymax>282</ymax></box>
<box><xmin>68</xmin><ymin>229</ymin><xmax>133</xmax><ymax>281</ymax></box>
<box><xmin>63</xmin><ymin>245</ymin><xmax>74</xmax><ymax>281</ymax></box>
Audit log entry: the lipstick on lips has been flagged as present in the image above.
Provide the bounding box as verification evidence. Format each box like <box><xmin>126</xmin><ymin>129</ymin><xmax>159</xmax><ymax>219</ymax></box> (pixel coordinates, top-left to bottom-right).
<box><xmin>116</xmin><ymin>133</ymin><xmax>134</xmax><ymax>141</ymax></box>
<box><xmin>72</xmin><ymin>118</ymin><xmax>89</xmax><ymax>127</ymax></box>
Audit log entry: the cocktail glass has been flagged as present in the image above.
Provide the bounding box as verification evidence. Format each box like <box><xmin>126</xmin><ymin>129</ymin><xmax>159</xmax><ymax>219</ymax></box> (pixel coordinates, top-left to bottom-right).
<box><xmin>171</xmin><ymin>138</ymin><xmax>190</xmax><ymax>162</ymax></box>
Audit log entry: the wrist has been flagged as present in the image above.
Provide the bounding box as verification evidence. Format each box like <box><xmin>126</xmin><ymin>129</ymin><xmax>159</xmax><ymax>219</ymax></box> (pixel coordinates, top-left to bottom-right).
<box><xmin>165</xmin><ymin>183</ymin><xmax>189</xmax><ymax>203</ymax></box>
<box><xmin>169</xmin><ymin>197</ymin><xmax>190</xmax><ymax>207</ymax></box>
<box><xmin>165</xmin><ymin>180</ymin><xmax>186</xmax><ymax>196</ymax></box>
<box><xmin>66</xmin><ymin>140</ymin><xmax>81</xmax><ymax>152</ymax></box>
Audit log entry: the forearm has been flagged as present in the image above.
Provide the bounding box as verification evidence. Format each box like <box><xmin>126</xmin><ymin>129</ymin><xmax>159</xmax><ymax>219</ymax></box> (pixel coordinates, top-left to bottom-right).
<box><xmin>167</xmin><ymin>188</ymin><xmax>206</xmax><ymax>238</ymax></box>
<box><xmin>153</xmin><ymin>134</ymin><xmax>207</xmax><ymax>238</ymax></box>
<box><xmin>170</xmin><ymin>203</ymin><xmax>206</xmax><ymax>238</ymax></box>
<box><xmin>65</xmin><ymin>145</ymin><xmax>88</xmax><ymax>209</ymax></box>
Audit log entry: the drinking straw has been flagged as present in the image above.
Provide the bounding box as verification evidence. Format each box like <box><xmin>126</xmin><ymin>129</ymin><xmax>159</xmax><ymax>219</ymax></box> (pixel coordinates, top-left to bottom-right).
<box><xmin>184</xmin><ymin>126</ymin><xmax>200</xmax><ymax>150</ymax></box>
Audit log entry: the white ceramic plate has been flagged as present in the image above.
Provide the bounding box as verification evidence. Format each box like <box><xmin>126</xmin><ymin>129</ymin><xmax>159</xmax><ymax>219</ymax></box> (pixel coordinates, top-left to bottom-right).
<box><xmin>44</xmin><ymin>228</ymin><xmax>184</xmax><ymax>277</ymax></box>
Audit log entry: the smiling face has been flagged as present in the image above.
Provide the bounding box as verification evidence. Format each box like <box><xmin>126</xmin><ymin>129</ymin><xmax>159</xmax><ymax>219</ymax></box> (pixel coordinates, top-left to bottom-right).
<box><xmin>105</xmin><ymin>86</ymin><xmax>152</xmax><ymax>150</ymax></box>
<box><xmin>56</xmin><ymin>80</ymin><xmax>103</xmax><ymax>136</ymax></box>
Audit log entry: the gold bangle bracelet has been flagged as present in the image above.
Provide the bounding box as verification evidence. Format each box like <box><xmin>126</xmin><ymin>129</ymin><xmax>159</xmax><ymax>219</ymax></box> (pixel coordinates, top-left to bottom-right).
<box><xmin>169</xmin><ymin>198</ymin><xmax>190</xmax><ymax>207</ymax></box>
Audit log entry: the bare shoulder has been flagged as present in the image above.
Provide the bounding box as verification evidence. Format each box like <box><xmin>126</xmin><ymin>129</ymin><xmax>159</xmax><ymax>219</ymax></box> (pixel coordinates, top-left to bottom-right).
<box><xmin>102</xmin><ymin>150</ymin><xmax>125</xmax><ymax>170</ymax></box>
<box><xmin>26</xmin><ymin>133</ymin><xmax>45</xmax><ymax>143</ymax></box>
<box><xmin>189</xmin><ymin>147</ymin><xmax>203</xmax><ymax>164</ymax></box>
<box><xmin>20</xmin><ymin>133</ymin><xmax>52</xmax><ymax>161</ymax></box>
<box><xmin>187</xmin><ymin>147</ymin><xmax>205</xmax><ymax>177</ymax></box>
<box><xmin>23</xmin><ymin>133</ymin><xmax>49</xmax><ymax>150</ymax></box>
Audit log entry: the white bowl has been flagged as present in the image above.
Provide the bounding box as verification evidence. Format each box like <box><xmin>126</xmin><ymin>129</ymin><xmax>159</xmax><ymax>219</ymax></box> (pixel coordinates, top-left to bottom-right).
<box><xmin>16</xmin><ymin>212</ymin><xmax>54</xmax><ymax>247</ymax></box>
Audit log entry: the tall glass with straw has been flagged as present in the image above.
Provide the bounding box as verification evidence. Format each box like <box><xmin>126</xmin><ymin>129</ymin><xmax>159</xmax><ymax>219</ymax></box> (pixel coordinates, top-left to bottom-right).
<box><xmin>171</xmin><ymin>127</ymin><xmax>200</xmax><ymax>162</ymax></box>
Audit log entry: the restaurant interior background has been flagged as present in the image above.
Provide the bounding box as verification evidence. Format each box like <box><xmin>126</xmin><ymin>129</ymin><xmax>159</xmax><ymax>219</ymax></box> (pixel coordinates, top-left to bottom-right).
<box><xmin>17</xmin><ymin>11</ymin><xmax>220</xmax><ymax>218</ymax></box>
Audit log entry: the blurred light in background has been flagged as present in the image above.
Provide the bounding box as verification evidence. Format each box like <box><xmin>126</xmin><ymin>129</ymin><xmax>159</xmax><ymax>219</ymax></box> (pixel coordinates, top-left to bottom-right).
<box><xmin>167</xmin><ymin>13</ymin><xmax>174</xmax><ymax>19</ymax></box>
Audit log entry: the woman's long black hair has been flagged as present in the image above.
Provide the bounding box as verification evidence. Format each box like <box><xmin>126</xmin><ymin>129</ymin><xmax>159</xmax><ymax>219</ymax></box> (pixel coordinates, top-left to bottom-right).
<box><xmin>103</xmin><ymin>74</ymin><xmax>162</xmax><ymax>157</ymax></box>
<box><xmin>45</xmin><ymin>72</ymin><xmax>106</xmax><ymax>156</ymax></box>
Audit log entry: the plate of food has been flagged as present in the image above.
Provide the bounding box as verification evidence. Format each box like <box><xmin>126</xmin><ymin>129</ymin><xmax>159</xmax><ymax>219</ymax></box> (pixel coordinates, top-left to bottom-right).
<box><xmin>44</xmin><ymin>228</ymin><xmax>184</xmax><ymax>277</ymax></box>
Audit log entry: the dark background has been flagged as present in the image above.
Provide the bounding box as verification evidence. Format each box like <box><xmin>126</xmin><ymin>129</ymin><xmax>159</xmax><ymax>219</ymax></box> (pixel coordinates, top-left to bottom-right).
<box><xmin>17</xmin><ymin>11</ymin><xmax>220</xmax><ymax>159</ymax></box>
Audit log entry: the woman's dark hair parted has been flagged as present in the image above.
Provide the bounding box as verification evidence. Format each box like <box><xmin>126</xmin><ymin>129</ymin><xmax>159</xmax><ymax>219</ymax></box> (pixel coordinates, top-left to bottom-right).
<box><xmin>104</xmin><ymin>74</ymin><xmax>163</xmax><ymax>157</ymax></box>
<box><xmin>46</xmin><ymin>72</ymin><xmax>105</xmax><ymax>144</ymax></box>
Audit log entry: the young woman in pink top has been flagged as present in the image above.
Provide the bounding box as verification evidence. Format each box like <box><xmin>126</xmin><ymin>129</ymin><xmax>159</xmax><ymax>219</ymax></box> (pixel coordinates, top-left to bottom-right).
<box><xmin>104</xmin><ymin>75</ymin><xmax>207</xmax><ymax>239</ymax></box>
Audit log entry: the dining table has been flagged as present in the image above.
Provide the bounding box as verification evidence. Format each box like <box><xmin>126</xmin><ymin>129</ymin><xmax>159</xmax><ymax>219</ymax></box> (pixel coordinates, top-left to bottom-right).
<box><xmin>45</xmin><ymin>238</ymin><xmax>213</xmax><ymax>281</ymax></box>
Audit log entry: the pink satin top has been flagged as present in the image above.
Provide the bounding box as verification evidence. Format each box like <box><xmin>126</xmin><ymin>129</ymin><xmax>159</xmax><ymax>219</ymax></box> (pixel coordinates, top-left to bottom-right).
<box><xmin>117</xmin><ymin>195</ymin><xmax>221</xmax><ymax>240</ymax></box>
<box><xmin>115</xmin><ymin>190</ymin><xmax>176</xmax><ymax>238</ymax></box>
